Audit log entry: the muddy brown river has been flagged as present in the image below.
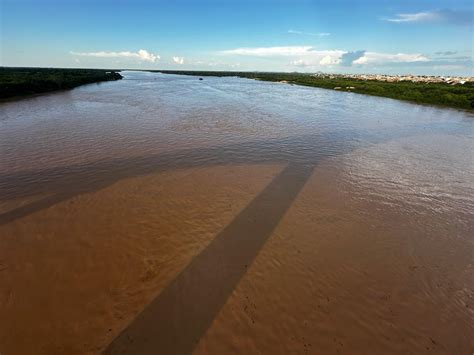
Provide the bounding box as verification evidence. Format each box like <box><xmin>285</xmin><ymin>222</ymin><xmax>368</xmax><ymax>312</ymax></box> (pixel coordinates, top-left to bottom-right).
<box><xmin>0</xmin><ymin>71</ymin><xmax>473</xmax><ymax>355</ymax></box>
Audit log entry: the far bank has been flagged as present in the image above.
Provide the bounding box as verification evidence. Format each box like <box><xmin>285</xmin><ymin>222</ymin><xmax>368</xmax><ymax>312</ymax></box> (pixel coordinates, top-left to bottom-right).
<box><xmin>0</xmin><ymin>67</ymin><xmax>123</xmax><ymax>100</ymax></box>
<box><xmin>155</xmin><ymin>70</ymin><xmax>474</xmax><ymax>111</ymax></box>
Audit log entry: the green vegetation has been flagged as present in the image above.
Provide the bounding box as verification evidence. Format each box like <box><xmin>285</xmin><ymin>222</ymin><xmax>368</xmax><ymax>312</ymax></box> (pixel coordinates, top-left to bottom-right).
<box><xmin>156</xmin><ymin>70</ymin><xmax>474</xmax><ymax>111</ymax></box>
<box><xmin>2</xmin><ymin>68</ymin><xmax>472</xmax><ymax>110</ymax></box>
<box><xmin>0</xmin><ymin>67</ymin><xmax>122</xmax><ymax>99</ymax></box>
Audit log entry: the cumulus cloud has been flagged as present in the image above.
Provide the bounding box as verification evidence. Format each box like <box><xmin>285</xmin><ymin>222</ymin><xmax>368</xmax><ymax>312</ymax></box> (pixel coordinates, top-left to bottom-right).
<box><xmin>292</xmin><ymin>58</ymin><xmax>339</xmax><ymax>67</ymax></box>
<box><xmin>70</xmin><ymin>49</ymin><xmax>160</xmax><ymax>63</ymax></box>
<box><xmin>290</xmin><ymin>50</ymin><xmax>345</xmax><ymax>67</ymax></box>
<box><xmin>288</xmin><ymin>29</ymin><xmax>330</xmax><ymax>37</ymax></box>
<box><xmin>292</xmin><ymin>59</ymin><xmax>310</xmax><ymax>67</ymax></box>
<box><xmin>172</xmin><ymin>56</ymin><xmax>185</xmax><ymax>65</ymax></box>
<box><xmin>291</xmin><ymin>51</ymin><xmax>347</xmax><ymax>67</ymax></box>
<box><xmin>384</xmin><ymin>9</ymin><xmax>472</xmax><ymax>25</ymax></box>
<box><xmin>319</xmin><ymin>55</ymin><xmax>339</xmax><ymax>65</ymax></box>
<box><xmin>221</xmin><ymin>46</ymin><xmax>428</xmax><ymax>68</ymax></box>
<box><xmin>353</xmin><ymin>52</ymin><xmax>429</xmax><ymax>65</ymax></box>
<box><xmin>221</xmin><ymin>47</ymin><xmax>345</xmax><ymax>66</ymax></box>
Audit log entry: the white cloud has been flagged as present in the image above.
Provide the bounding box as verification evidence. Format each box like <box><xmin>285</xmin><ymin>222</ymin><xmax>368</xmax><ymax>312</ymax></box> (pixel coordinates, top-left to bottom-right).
<box><xmin>319</xmin><ymin>55</ymin><xmax>339</xmax><ymax>65</ymax></box>
<box><xmin>353</xmin><ymin>52</ymin><xmax>429</xmax><ymax>65</ymax></box>
<box><xmin>288</xmin><ymin>29</ymin><xmax>330</xmax><ymax>37</ymax></box>
<box><xmin>221</xmin><ymin>47</ymin><xmax>345</xmax><ymax>65</ymax></box>
<box><xmin>221</xmin><ymin>46</ymin><xmax>346</xmax><ymax>67</ymax></box>
<box><xmin>191</xmin><ymin>60</ymin><xmax>242</xmax><ymax>69</ymax></box>
<box><xmin>294</xmin><ymin>55</ymin><xmax>340</xmax><ymax>67</ymax></box>
<box><xmin>292</xmin><ymin>59</ymin><xmax>312</xmax><ymax>67</ymax></box>
<box><xmin>384</xmin><ymin>9</ymin><xmax>472</xmax><ymax>25</ymax></box>
<box><xmin>221</xmin><ymin>46</ymin><xmax>314</xmax><ymax>57</ymax></box>
<box><xmin>291</xmin><ymin>50</ymin><xmax>346</xmax><ymax>68</ymax></box>
<box><xmin>172</xmin><ymin>56</ymin><xmax>185</xmax><ymax>65</ymax></box>
<box><xmin>385</xmin><ymin>12</ymin><xmax>439</xmax><ymax>23</ymax></box>
<box><xmin>221</xmin><ymin>45</ymin><xmax>430</xmax><ymax>69</ymax></box>
<box><xmin>70</xmin><ymin>49</ymin><xmax>160</xmax><ymax>63</ymax></box>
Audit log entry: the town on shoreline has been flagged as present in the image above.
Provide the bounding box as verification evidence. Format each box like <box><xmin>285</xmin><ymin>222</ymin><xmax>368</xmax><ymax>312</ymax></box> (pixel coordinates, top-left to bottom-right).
<box><xmin>311</xmin><ymin>72</ymin><xmax>473</xmax><ymax>86</ymax></box>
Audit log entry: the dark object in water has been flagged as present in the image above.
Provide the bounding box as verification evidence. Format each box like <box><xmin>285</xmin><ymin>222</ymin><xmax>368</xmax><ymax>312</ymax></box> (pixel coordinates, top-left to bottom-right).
<box><xmin>199</xmin><ymin>78</ymin><xmax>203</xmax><ymax>80</ymax></box>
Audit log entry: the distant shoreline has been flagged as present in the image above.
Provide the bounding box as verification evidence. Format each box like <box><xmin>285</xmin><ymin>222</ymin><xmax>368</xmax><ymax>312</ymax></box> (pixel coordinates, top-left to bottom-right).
<box><xmin>0</xmin><ymin>67</ymin><xmax>123</xmax><ymax>100</ymax></box>
<box><xmin>2</xmin><ymin>67</ymin><xmax>472</xmax><ymax>111</ymax></box>
<box><xmin>154</xmin><ymin>70</ymin><xmax>474</xmax><ymax>111</ymax></box>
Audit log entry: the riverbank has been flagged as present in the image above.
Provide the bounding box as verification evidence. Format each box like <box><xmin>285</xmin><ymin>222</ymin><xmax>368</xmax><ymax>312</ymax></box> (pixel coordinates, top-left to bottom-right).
<box><xmin>155</xmin><ymin>70</ymin><xmax>474</xmax><ymax>111</ymax></box>
<box><xmin>0</xmin><ymin>67</ymin><xmax>122</xmax><ymax>99</ymax></box>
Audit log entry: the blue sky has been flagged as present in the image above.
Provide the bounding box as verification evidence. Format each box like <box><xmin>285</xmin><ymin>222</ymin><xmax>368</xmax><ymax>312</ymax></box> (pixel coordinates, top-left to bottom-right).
<box><xmin>1</xmin><ymin>0</ymin><xmax>473</xmax><ymax>75</ymax></box>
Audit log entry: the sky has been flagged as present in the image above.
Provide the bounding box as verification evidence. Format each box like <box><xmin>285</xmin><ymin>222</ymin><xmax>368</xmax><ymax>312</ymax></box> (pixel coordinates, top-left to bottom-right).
<box><xmin>1</xmin><ymin>0</ymin><xmax>473</xmax><ymax>75</ymax></box>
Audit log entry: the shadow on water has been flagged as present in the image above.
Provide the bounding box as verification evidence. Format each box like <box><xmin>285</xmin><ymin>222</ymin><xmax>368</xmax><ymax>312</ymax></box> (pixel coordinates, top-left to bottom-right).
<box><xmin>0</xmin><ymin>134</ymin><xmax>350</xmax><ymax>226</ymax></box>
<box><xmin>104</xmin><ymin>163</ymin><xmax>314</xmax><ymax>354</ymax></box>
<box><xmin>0</xmin><ymin>133</ymin><xmax>353</xmax><ymax>354</ymax></box>
<box><xmin>0</xmin><ymin>128</ymin><xmax>434</xmax><ymax>354</ymax></box>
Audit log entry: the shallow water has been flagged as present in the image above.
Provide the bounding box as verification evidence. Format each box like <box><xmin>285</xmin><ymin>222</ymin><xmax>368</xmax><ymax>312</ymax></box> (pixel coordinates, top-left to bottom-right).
<box><xmin>0</xmin><ymin>71</ymin><xmax>473</xmax><ymax>354</ymax></box>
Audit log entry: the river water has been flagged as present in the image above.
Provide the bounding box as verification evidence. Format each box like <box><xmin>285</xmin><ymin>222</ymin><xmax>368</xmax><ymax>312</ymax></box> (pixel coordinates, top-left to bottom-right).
<box><xmin>0</xmin><ymin>71</ymin><xmax>473</xmax><ymax>354</ymax></box>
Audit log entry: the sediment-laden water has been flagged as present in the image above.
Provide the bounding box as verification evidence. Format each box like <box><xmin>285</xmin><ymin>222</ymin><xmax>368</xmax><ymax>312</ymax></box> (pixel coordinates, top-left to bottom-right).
<box><xmin>1</xmin><ymin>71</ymin><xmax>473</xmax><ymax>354</ymax></box>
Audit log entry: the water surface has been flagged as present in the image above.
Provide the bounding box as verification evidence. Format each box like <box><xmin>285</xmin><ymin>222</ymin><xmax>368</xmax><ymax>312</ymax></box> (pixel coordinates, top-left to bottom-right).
<box><xmin>1</xmin><ymin>71</ymin><xmax>473</xmax><ymax>354</ymax></box>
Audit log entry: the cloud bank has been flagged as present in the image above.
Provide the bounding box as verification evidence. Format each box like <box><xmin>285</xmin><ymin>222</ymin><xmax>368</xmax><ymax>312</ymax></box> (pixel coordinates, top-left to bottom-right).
<box><xmin>70</xmin><ymin>49</ymin><xmax>160</xmax><ymax>63</ymax></box>
<box><xmin>353</xmin><ymin>52</ymin><xmax>429</xmax><ymax>65</ymax></box>
<box><xmin>221</xmin><ymin>46</ymin><xmax>315</xmax><ymax>57</ymax></box>
<box><xmin>221</xmin><ymin>46</ymin><xmax>429</xmax><ymax>67</ymax></box>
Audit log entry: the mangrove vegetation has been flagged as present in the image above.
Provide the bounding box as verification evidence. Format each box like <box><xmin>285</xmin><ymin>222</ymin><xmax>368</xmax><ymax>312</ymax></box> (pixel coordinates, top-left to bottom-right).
<box><xmin>0</xmin><ymin>67</ymin><xmax>122</xmax><ymax>99</ymax></box>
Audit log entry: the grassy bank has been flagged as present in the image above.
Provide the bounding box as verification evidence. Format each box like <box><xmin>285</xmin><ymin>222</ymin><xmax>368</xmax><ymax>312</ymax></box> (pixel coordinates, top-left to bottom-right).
<box><xmin>0</xmin><ymin>67</ymin><xmax>123</xmax><ymax>99</ymax></box>
<box><xmin>156</xmin><ymin>70</ymin><xmax>474</xmax><ymax>111</ymax></box>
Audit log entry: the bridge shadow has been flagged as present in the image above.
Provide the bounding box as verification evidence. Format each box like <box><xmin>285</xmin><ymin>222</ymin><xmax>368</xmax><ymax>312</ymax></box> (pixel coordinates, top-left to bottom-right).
<box><xmin>0</xmin><ymin>129</ymin><xmax>416</xmax><ymax>354</ymax></box>
<box><xmin>0</xmin><ymin>133</ymin><xmax>351</xmax><ymax>355</ymax></box>
<box><xmin>104</xmin><ymin>163</ymin><xmax>313</xmax><ymax>354</ymax></box>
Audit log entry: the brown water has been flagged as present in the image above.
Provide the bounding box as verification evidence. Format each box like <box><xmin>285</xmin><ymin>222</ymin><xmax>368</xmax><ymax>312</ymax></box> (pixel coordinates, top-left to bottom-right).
<box><xmin>0</xmin><ymin>71</ymin><xmax>473</xmax><ymax>355</ymax></box>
